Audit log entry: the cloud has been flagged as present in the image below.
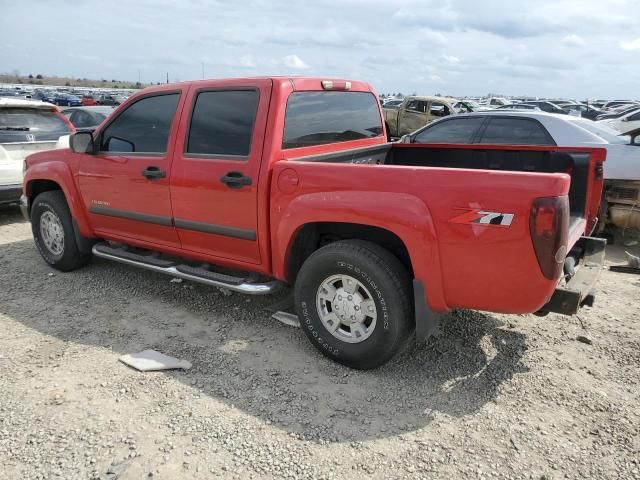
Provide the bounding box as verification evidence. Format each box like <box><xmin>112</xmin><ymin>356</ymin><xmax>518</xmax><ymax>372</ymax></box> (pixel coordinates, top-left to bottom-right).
<box><xmin>620</xmin><ymin>37</ymin><xmax>640</xmax><ymax>50</ymax></box>
<box><xmin>562</xmin><ymin>34</ymin><xmax>585</xmax><ymax>46</ymax></box>
<box><xmin>283</xmin><ymin>54</ymin><xmax>310</xmax><ymax>70</ymax></box>
<box><xmin>441</xmin><ymin>54</ymin><xmax>460</xmax><ymax>64</ymax></box>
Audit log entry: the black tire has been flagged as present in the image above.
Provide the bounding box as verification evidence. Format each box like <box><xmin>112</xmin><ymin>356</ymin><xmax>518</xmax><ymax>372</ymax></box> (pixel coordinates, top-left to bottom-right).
<box><xmin>294</xmin><ymin>240</ymin><xmax>414</xmax><ymax>369</ymax></box>
<box><xmin>31</xmin><ymin>190</ymin><xmax>91</xmax><ymax>272</ymax></box>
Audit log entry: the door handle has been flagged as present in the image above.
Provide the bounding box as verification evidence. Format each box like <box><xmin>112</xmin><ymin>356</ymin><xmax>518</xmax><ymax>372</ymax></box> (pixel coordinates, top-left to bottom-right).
<box><xmin>141</xmin><ymin>166</ymin><xmax>166</xmax><ymax>180</ymax></box>
<box><xmin>220</xmin><ymin>171</ymin><xmax>252</xmax><ymax>189</ymax></box>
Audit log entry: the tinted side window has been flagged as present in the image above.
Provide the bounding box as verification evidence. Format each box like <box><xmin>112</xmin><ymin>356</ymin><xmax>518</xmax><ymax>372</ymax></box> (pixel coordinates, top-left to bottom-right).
<box><xmin>479</xmin><ymin>117</ymin><xmax>554</xmax><ymax>145</ymax></box>
<box><xmin>628</xmin><ymin>111</ymin><xmax>640</xmax><ymax>121</ymax></box>
<box><xmin>187</xmin><ymin>90</ymin><xmax>258</xmax><ymax>157</ymax></box>
<box><xmin>413</xmin><ymin>117</ymin><xmax>484</xmax><ymax>143</ymax></box>
<box><xmin>101</xmin><ymin>94</ymin><xmax>179</xmax><ymax>153</ymax></box>
<box><xmin>283</xmin><ymin>92</ymin><xmax>383</xmax><ymax>149</ymax></box>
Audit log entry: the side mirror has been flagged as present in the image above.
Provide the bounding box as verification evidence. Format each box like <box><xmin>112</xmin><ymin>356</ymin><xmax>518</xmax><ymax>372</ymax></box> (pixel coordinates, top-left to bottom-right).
<box><xmin>621</xmin><ymin>117</ymin><xmax>629</xmax><ymax>122</ymax></box>
<box><xmin>399</xmin><ymin>134</ymin><xmax>412</xmax><ymax>144</ymax></box>
<box><xmin>70</xmin><ymin>131</ymin><xmax>95</xmax><ymax>154</ymax></box>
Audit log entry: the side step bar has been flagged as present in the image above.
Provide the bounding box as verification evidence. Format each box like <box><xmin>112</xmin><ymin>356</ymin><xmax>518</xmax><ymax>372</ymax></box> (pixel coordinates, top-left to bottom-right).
<box><xmin>92</xmin><ymin>243</ymin><xmax>282</xmax><ymax>295</ymax></box>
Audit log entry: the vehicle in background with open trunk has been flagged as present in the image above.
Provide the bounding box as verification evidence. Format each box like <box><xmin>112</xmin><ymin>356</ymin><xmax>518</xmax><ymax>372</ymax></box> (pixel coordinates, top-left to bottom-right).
<box><xmin>21</xmin><ymin>77</ymin><xmax>606</xmax><ymax>369</ymax></box>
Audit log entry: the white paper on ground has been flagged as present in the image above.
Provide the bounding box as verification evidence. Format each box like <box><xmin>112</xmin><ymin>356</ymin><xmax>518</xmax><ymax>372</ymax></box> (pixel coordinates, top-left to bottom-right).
<box><xmin>119</xmin><ymin>350</ymin><xmax>192</xmax><ymax>372</ymax></box>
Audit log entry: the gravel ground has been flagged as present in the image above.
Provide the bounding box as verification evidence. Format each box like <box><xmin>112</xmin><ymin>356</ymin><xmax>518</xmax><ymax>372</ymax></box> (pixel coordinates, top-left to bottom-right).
<box><xmin>0</xmin><ymin>206</ymin><xmax>639</xmax><ymax>480</ymax></box>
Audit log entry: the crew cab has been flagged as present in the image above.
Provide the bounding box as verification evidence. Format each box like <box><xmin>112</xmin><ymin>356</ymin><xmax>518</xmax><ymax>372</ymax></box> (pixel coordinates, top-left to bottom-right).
<box><xmin>383</xmin><ymin>96</ymin><xmax>458</xmax><ymax>138</ymax></box>
<box><xmin>21</xmin><ymin>77</ymin><xmax>606</xmax><ymax>369</ymax></box>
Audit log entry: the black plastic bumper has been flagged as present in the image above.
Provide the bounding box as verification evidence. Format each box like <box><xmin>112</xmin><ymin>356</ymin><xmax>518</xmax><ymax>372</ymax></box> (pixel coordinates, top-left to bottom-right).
<box><xmin>0</xmin><ymin>184</ymin><xmax>22</xmax><ymax>205</ymax></box>
<box><xmin>541</xmin><ymin>237</ymin><xmax>607</xmax><ymax>315</ymax></box>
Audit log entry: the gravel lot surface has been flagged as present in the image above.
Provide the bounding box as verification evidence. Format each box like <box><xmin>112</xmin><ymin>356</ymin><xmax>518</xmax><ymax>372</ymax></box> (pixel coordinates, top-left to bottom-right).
<box><xmin>0</xmin><ymin>206</ymin><xmax>638</xmax><ymax>480</ymax></box>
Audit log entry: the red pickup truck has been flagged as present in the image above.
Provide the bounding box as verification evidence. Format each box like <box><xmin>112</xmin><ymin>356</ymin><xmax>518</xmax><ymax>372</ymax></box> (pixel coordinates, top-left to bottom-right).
<box><xmin>21</xmin><ymin>77</ymin><xmax>606</xmax><ymax>369</ymax></box>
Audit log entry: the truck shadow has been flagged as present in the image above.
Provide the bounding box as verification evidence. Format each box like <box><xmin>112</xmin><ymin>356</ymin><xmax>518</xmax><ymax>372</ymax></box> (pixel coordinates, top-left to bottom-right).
<box><xmin>0</xmin><ymin>236</ymin><xmax>528</xmax><ymax>443</ymax></box>
<box><xmin>0</xmin><ymin>205</ymin><xmax>25</xmax><ymax>226</ymax></box>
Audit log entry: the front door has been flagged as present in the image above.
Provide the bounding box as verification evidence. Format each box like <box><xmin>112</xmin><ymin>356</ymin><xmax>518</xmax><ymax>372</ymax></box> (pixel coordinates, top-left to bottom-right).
<box><xmin>170</xmin><ymin>80</ymin><xmax>272</xmax><ymax>265</ymax></box>
<box><xmin>78</xmin><ymin>92</ymin><xmax>183</xmax><ymax>247</ymax></box>
<box><xmin>398</xmin><ymin>99</ymin><xmax>428</xmax><ymax>136</ymax></box>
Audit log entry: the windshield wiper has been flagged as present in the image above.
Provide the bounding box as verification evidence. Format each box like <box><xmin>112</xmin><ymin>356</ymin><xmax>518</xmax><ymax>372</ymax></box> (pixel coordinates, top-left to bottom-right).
<box><xmin>0</xmin><ymin>126</ymin><xmax>31</xmax><ymax>131</ymax></box>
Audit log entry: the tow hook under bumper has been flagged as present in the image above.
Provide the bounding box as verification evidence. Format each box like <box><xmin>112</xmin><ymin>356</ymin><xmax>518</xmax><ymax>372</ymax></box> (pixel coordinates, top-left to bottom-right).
<box><xmin>540</xmin><ymin>236</ymin><xmax>607</xmax><ymax>315</ymax></box>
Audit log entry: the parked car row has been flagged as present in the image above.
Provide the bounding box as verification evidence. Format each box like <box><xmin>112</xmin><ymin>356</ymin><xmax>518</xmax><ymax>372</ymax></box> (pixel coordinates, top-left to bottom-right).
<box><xmin>0</xmin><ymin>85</ymin><xmax>133</xmax><ymax>107</ymax></box>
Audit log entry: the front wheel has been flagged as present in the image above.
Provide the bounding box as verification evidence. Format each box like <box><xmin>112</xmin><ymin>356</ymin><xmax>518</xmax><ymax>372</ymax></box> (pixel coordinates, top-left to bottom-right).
<box><xmin>31</xmin><ymin>190</ymin><xmax>91</xmax><ymax>272</ymax></box>
<box><xmin>294</xmin><ymin>240</ymin><xmax>414</xmax><ymax>369</ymax></box>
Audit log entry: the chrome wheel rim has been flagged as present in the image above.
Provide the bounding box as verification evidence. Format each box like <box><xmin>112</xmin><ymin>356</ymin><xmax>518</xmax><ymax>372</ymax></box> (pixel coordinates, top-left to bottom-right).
<box><xmin>316</xmin><ymin>274</ymin><xmax>377</xmax><ymax>344</ymax></box>
<box><xmin>40</xmin><ymin>211</ymin><xmax>64</xmax><ymax>256</ymax></box>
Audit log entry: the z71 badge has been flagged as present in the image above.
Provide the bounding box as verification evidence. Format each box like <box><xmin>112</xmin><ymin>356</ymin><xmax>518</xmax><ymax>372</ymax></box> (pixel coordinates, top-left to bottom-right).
<box><xmin>450</xmin><ymin>209</ymin><xmax>514</xmax><ymax>227</ymax></box>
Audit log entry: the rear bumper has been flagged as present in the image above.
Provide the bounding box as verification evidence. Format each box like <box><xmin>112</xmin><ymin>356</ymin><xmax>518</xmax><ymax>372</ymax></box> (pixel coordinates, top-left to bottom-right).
<box><xmin>541</xmin><ymin>237</ymin><xmax>607</xmax><ymax>315</ymax></box>
<box><xmin>0</xmin><ymin>184</ymin><xmax>22</xmax><ymax>205</ymax></box>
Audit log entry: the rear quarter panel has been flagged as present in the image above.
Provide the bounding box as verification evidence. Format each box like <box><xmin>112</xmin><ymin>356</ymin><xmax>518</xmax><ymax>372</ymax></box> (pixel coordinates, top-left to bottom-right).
<box><xmin>271</xmin><ymin>161</ymin><xmax>570</xmax><ymax>314</ymax></box>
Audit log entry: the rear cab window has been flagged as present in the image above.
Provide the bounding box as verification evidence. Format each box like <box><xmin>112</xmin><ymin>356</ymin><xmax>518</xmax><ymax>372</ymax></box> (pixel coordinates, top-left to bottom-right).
<box><xmin>283</xmin><ymin>92</ymin><xmax>383</xmax><ymax>149</ymax></box>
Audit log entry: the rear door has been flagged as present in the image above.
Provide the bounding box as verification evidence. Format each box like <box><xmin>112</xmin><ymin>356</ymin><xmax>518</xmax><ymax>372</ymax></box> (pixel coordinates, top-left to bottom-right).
<box><xmin>77</xmin><ymin>91</ymin><xmax>183</xmax><ymax>247</ymax></box>
<box><xmin>169</xmin><ymin>79</ymin><xmax>272</xmax><ymax>265</ymax></box>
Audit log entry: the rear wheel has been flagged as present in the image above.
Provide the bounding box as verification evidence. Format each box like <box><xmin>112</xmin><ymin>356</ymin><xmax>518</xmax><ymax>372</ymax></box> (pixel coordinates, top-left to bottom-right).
<box><xmin>294</xmin><ymin>240</ymin><xmax>413</xmax><ymax>369</ymax></box>
<box><xmin>31</xmin><ymin>190</ymin><xmax>91</xmax><ymax>272</ymax></box>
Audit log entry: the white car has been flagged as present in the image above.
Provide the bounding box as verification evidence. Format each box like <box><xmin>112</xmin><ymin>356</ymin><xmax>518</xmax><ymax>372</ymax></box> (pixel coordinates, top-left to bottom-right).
<box><xmin>600</xmin><ymin>108</ymin><xmax>640</xmax><ymax>136</ymax></box>
<box><xmin>0</xmin><ymin>98</ymin><xmax>73</xmax><ymax>205</ymax></box>
<box><xmin>405</xmin><ymin>110</ymin><xmax>640</xmax><ymax>230</ymax></box>
<box><xmin>479</xmin><ymin>97</ymin><xmax>512</xmax><ymax>108</ymax></box>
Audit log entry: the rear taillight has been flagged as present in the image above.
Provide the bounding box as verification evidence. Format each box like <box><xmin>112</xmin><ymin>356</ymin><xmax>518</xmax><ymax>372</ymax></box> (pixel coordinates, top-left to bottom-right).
<box><xmin>530</xmin><ymin>196</ymin><xmax>569</xmax><ymax>280</ymax></box>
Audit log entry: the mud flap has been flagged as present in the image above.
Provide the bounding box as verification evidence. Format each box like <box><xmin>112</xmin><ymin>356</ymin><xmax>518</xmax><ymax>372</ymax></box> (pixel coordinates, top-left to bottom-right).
<box><xmin>72</xmin><ymin>219</ymin><xmax>97</xmax><ymax>255</ymax></box>
<box><xmin>413</xmin><ymin>280</ymin><xmax>442</xmax><ymax>340</ymax></box>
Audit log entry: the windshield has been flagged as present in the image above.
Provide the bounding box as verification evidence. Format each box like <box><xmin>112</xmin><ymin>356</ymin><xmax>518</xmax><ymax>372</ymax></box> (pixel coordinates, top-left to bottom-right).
<box><xmin>0</xmin><ymin>108</ymin><xmax>72</xmax><ymax>142</ymax></box>
<box><xmin>569</xmin><ymin>118</ymin><xmax>629</xmax><ymax>144</ymax></box>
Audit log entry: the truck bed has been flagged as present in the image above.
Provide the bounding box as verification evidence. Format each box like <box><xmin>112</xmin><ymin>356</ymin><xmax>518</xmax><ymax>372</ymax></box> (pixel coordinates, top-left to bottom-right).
<box><xmin>274</xmin><ymin>142</ymin><xmax>605</xmax><ymax>314</ymax></box>
<box><xmin>286</xmin><ymin>142</ymin><xmax>604</xmax><ymax>243</ymax></box>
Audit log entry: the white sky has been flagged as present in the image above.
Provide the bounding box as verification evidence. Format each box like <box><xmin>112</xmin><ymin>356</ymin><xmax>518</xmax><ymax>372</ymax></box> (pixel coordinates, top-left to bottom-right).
<box><xmin>2</xmin><ymin>0</ymin><xmax>639</xmax><ymax>99</ymax></box>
